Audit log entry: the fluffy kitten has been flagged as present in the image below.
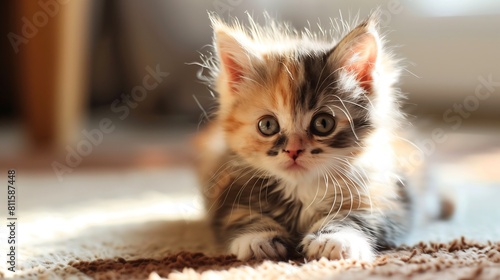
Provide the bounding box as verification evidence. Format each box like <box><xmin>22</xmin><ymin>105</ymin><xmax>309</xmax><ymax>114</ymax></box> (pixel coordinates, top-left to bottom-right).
<box><xmin>195</xmin><ymin>12</ymin><xmax>412</xmax><ymax>262</ymax></box>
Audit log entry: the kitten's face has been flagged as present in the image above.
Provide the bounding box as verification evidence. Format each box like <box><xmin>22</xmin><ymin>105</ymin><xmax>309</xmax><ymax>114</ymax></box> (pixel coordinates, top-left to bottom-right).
<box><xmin>221</xmin><ymin>55</ymin><xmax>372</xmax><ymax>183</ymax></box>
<box><xmin>212</xmin><ymin>17</ymin><xmax>384</xmax><ymax>184</ymax></box>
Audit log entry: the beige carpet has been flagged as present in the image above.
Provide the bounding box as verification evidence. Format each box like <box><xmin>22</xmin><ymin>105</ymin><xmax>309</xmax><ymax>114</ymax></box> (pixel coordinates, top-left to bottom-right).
<box><xmin>2</xmin><ymin>133</ymin><xmax>500</xmax><ymax>279</ymax></box>
<box><xmin>72</xmin><ymin>238</ymin><xmax>500</xmax><ymax>280</ymax></box>
<box><xmin>2</xmin><ymin>173</ymin><xmax>500</xmax><ymax>279</ymax></box>
<box><xmin>5</xmin><ymin>209</ymin><xmax>500</xmax><ymax>280</ymax></box>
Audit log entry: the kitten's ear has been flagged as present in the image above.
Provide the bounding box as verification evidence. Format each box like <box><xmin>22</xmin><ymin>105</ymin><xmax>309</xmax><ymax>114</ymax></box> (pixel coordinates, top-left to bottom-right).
<box><xmin>215</xmin><ymin>30</ymin><xmax>247</xmax><ymax>89</ymax></box>
<box><xmin>329</xmin><ymin>15</ymin><xmax>379</xmax><ymax>93</ymax></box>
<box><xmin>212</xmin><ymin>20</ymin><xmax>259</xmax><ymax>93</ymax></box>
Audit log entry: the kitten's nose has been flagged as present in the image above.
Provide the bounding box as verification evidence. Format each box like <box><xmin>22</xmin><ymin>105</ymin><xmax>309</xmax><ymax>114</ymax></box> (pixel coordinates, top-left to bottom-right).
<box><xmin>283</xmin><ymin>149</ymin><xmax>304</xmax><ymax>161</ymax></box>
<box><xmin>284</xmin><ymin>136</ymin><xmax>304</xmax><ymax>160</ymax></box>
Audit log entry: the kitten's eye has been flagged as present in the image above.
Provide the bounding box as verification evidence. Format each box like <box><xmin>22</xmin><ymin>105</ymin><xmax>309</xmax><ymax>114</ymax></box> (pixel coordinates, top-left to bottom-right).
<box><xmin>310</xmin><ymin>113</ymin><xmax>336</xmax><ymax>136</ymax></box>
<box><xmin>258</xmin><ymin>116</ymin><xmax>280</xmax><ymax>136</ymax></box>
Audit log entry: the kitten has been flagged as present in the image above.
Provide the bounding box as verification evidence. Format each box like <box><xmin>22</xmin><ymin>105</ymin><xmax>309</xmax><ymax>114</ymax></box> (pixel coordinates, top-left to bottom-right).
<box><xmin>194</xmin><ymin>12</ymin><xmax>412</xmax><ymax>262</ymax></box>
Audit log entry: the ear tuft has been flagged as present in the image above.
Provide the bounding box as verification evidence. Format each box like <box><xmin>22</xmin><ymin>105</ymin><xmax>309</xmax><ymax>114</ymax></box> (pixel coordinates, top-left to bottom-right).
<box><xmin>213</xmin><ymin>21</ymin><xmax>258</xmax><ymax>93</ymax></box>
<box><xmin>330</xmin><ymin>16</ymin><xmax>380</xmax><ymax>93</ymax></box>
<box><xmin>216</xmin><ymin>30</ymin><xmax>246</xmax><ymax>89</ymax></box>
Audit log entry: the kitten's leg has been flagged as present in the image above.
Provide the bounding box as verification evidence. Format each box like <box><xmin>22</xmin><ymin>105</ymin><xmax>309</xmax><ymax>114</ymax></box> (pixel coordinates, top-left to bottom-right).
<box><xmin>301</xmin><ymin>211</ymin><xmax>409</xmax><ymax>262</ymax></box>
<box><xmin>213</xmin><ymin>209</ymin><xmax>291</xmax><ymax>261</ymax></box>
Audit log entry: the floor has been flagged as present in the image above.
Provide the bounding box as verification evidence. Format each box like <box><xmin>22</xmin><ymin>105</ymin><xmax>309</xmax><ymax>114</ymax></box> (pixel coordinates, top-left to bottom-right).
<box><xmin>1</xmin><ymin>124</ymin><xmax>500</xmax><ymax>272</ymax></box>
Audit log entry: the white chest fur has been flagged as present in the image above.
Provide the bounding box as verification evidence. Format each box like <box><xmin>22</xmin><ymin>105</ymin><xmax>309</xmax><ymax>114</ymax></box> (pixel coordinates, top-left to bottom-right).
<box><xmin>277</xmin><ymin>176</ymin><xmax>355</xmax><ymax>233</ymax></box>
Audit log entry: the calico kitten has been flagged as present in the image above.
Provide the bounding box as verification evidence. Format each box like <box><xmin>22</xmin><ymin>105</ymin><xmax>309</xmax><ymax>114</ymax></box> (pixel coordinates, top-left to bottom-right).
<box><xmin>195</xmin><ymin>12</ymin><xmax>412</xmax><ymax>262</ymax></box>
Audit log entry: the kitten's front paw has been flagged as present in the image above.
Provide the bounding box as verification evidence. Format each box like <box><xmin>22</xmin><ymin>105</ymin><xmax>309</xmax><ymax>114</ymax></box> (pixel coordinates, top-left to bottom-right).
<box><xmin>229</xmin><ymin>231</ymin><xmax>289</xmax><ymax>261</ymax></box>
<box><xmin>301</xmin><ymin>229</ymin><xmax>374</xmax><ymax>262</ymax></box>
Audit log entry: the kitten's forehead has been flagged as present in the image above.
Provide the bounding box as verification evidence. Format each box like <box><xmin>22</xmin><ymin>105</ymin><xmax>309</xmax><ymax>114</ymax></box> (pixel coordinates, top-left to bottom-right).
<box><xmin>266</xmin><ymin>55</ymin><xmax>312</xmax><ymax>132</ymax></box>
<box><xmin>268</xmin><ymin>52</ymin><xmax>336</xmax><ymax>131</ymax></box>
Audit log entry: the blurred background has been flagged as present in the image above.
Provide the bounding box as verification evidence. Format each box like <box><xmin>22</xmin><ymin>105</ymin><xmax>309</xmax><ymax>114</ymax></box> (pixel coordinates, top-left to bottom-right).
<box><xmin>0</xmin><ymin>0</ymin><xmax>499</xmax><ymax>214</ymax></box>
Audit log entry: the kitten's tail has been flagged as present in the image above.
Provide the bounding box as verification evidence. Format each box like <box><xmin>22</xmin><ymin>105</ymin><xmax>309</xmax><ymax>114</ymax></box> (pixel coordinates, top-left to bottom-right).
<box><xmin>408</xmin><ymin>175</ymin><xmax>456</xmax><ymax>225</ymax></box>
<box><xmin>394</xmin><ymin>134</ymin><xmax>456</xmax><ymax>223</ymax></box>
<box><xmin>438</xmin><ymin>193</ymin><xmax>455</xmax><ymax>220</ymax></box>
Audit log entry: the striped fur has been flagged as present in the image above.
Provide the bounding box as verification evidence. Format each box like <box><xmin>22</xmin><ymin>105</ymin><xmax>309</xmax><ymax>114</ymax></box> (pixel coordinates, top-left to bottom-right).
<box><xmin>195</xmin><ymin>12</ymin><xmax>412</xmax><ymax>262</ymax></box>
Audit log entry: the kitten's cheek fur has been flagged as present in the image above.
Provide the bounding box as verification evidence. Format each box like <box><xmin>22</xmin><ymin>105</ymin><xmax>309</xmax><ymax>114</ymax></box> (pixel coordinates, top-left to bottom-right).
<box><xmin>229</xmin><ymin>231</ymin><xmax>289</xmax><ymax>261</ymax></box>
<box><xmin>301</xmin><ymin>229</ymin><xmax>375</xmax><ymax>262</ymax></box>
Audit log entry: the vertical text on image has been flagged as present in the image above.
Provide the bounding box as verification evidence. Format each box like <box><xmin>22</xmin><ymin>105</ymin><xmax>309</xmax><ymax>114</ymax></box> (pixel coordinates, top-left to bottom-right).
<box><xmin>6</xmin><ymin>169</ymin><xmax>17</xmax><ymax>273</ymax></box>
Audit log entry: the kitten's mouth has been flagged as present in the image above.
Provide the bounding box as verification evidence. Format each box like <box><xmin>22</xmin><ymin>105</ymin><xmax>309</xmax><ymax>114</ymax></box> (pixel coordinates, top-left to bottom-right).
<box><xmin>285</xmin><ymin>162</ymin><xmax>306</xmax><ymax>172</ymax></box>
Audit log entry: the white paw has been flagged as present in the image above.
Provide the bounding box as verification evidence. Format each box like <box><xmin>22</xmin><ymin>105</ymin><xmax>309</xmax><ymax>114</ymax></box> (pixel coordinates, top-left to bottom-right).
<box><xmin>229</xmin><ymin>231</ymin><xmax>289</xmax><ymax>260</ymax></box>
<box><xmin>301</xmin><ymin>228</ymin><xmax>375</xmax><ymax>262</ymax></box>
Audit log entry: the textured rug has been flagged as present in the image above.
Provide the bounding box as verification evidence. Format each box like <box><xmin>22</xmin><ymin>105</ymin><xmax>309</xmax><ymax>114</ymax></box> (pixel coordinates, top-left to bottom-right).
<box><xmin>3</xmin><ymin>186</ymin><xmax>500</xmax><ymax>280</ymax></box>
<box><xmin>2</xmin><ymin>140</ymin><xmax>499</xmax><ymax>279</ymax></box>
<box><xmin>72</xmin><ymin>238</ymin><xmax>500</xmax><ymax>280</ymax></box>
